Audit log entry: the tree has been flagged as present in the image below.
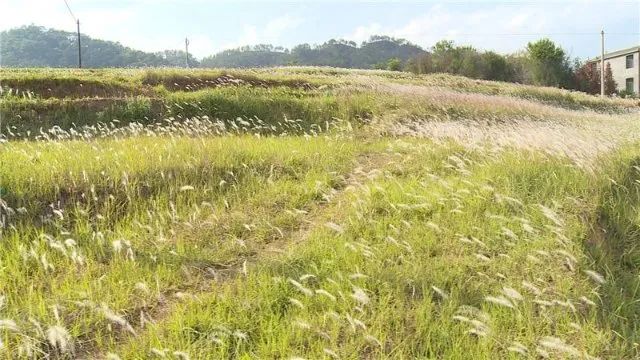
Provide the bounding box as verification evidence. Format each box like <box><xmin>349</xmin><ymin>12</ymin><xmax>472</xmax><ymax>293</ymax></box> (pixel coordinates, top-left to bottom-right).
<box><xmin>406</xmin><ymin>53</ymin><xmax>433</xmax><ymax>74</ymax></box>
<box><xmin>386</xmin><ymin>58</ymin><xmax>402</xmax><ymax>71</ymax></box>
<box><xmin>204</xmin><ymin>36</ymin><xmax>426</xmax><ymax>69</ymax></box>
<box><xmin>155</xmin><ymin>50</ymin><xmax>200</xmax><ymax>67</ymax></box>
<box><xmin>479</xmin><ymin>51</ymin><xmax>514</xmax><ymax>82</ymax></box>
<box><xmin>574</xmin><ymin>61</ymin><xmax>616</xmax><ymax>95</ymax></box>
<box><xmin>1</xmin><ymin>25</ymin><xmax>173</xmax><ymax>67</ymax></box>
<box><xmin>408</xmin><ymin>41</ymin><xmax>517</xmax><ymax>83</ymax></box>
<box><xmin>526</xmin><ymin>38</ymin><xmax>573</xmax><ymax>88</ymax></box>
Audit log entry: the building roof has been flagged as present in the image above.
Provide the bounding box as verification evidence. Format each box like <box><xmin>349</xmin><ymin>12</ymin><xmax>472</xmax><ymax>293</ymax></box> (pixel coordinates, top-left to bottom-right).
<box><xmin>587</xmin><ymin>45</ymin><xmax>640</xmax><ymax>63</ymax></box>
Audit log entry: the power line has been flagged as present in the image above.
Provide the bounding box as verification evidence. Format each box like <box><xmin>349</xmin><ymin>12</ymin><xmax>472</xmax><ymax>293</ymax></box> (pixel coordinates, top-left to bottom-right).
<box><xmin>62</xmin><ymin>0</ymin><xmax>76</xmax><ymax>21</ymax></box>
<box><xmin>62</xmin><ymin>0</ymin><xmax>81</xmax><ymax>68</ymax></box>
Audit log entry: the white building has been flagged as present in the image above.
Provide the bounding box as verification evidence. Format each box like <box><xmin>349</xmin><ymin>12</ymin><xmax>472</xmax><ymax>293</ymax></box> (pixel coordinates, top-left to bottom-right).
<box><xmin>589</xmin><ymin>46</ymin><xmax>640</xmax><ymax>94</ymax></box>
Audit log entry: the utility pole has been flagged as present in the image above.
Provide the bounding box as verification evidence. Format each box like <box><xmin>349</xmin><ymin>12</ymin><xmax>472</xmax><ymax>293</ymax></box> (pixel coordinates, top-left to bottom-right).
<box><xmin>63</xmin><ymin>0</ymin><xmax>81</xmax><ymax>68</ymax></box>
<box><xmin>77</xmin><ymin>19</ymin><xmax>82</xmax><ymax>68</ymax></box>
<box><xmin>185</xmin><ymin>38</ymin><xmax>190</xmax><ymax>68</ymax></box>
<box><xmin>600</xmin><ymin>30</ymin><xmax>605</xmax><ymax>97</ymax></box>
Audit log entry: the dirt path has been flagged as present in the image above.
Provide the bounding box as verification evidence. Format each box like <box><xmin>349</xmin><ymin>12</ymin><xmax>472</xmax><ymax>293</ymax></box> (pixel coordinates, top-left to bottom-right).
<box><xmin>81</xmin><ymin>150</ymin><xmax>392</xmax><ymax>359</ymax></box>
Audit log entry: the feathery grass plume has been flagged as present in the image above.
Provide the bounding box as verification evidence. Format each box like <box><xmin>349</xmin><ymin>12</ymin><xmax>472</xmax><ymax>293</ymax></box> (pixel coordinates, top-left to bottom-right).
<box><xmin>233</xmin><ymin>330</ymin><xmax>248</xmax><ymax>341</ymax></box>
<box><xmin>315</xmin><ymin>289</ymin><xmax>337</xmax><ymax>302</ymax></box>
<box><xmin>522</xmin><ymin>222</ymin><xmax>536</xmax><ymax>234</ymax></box>
<box><xmin>46</xmin><ymin>325</ymin><xmax>72</xmax><ymax>354</ymax></box>
<box><xmin>151</xmin><ymin>348</ymin><xmax>167</xmax><ymax>357</ymax></box>
<box><xmin>112</xmin><ymin>240</ymin><xmax>123</xmax><ymax>253</ymax></box>
<box><xmin>431</xmin><ymin>286</ymin><xmax>449</xmax><ymax>300</ymax></box>
<box><xmin>553</xmin><ymin>299</ymin><xmax>577</xmax><ymax>312</ymax></box>
<box><xmin>538</xmin><ymin>204</ymin><xmax>564</xmax><ymax>227</ymax></box>
<box><xmin>346</xmin><ymin>314</ymin><xmax>366</xmax><ymax>331</ymax></box>
<box><xmin>0</xmin><ymin>319</ymin><xmax>18</xmax><ymax>332</ymax></box>
<box><xmin>533</xmin><ymin>299</ymin><xmax>555</xmax><ymax>307</ymax></box>
<box><xmin>507</xmin><ymin>342</ymin><xmax>528</xmax><ymax>355</ymax></box>
<box><xmin>351</xmin><ymin>287</ymin><xmax>370</xmax><ymax>306</ymax></box>
<box><xmin>288</xmin><ymin>278</ymin><xmax>314</xmax><ymax>297</ymax></box>
<box><xmin>467</xmin><ymin>327</ymin><xmax>488</xmax><ymax>338</ymax></box>
<box><xmin>106</xmin><ymin>353</ymin><xmax>122</xmax><ymax>360</ymax></box>
<box><xmin>101</xmin><ymin>304</ymin><xmax>136</xmax><ymax>335</ymax></box>
<box><xmin>538</xmin><ymin>336</ymin><xmax>580</xmax><ymax>357</ymax></box>
<box><xmin>485</xmin><ymin>295</ymin><xmax>514</xmax><ymax>308</ymax></box>
<box><xmin>502</xmin><ymin>287</ymin><xmax>523</xmax><ymax>301</ymax></box>
<box><xmin>324</xmin><ymin>222</ymin><xmax>344</xmax><ymax>233</ymax></box>
<box><xmin>584</xmin><ymin>270</ymin><xmax>606</xmax><ymax>284</ymax></box>
<box><xmin>475</xmin><ymin>253</ymin><xmax>491</xmax><ymax>262</ymax></box>
<box><xmin>579</xmin><ymin>296</ymin><xmax>597</xmax><ymax>307</ymax></box>
<box><xmin>522</xmin><ymin>281</ymin><xmax>542</xmax><ymax>296</ymax></box>
<box><xmin>365</xmin><ymin>334</ymin><xmax>383</xmax><ymax>347</ymax></box>
<box><xmin>323</xmin><ymin>348</ymin><xmax>339</xmax><ymax>358</ymax></box>
<box><xmin>293</xmin><ymin>319</ymin><xmax>311</xmax><ymax>330</ymax></box>
<box><xmin>134</xmin><ymin>282</ymin><xmax>150</xmax><ymax>294</ymax></box>
<box><xmin>536</xmin><ymin>347</ymin><xmax>550</xmax><ymax>358</ymax></box>
<box><xmin>501</xmin><ymin>227</ymin><xmax>518</xmax><ymax>240</ymax></box>
<box><xmin>349</xmin><ymin>272</ymin><xmax>368</xmax><ymax>280</ymax></box>
<box><xmin>427</xmin><ymin>221</ymin><xmax>442</xmax><ymax>233</ymax></box>
<box><xmin>288</xmin><ymin>297</ymin><xmax>305</xmax><ymax>309</ymax></box>
<box><xmin>299</xmin><ymin>274</ymin><xmax>316</xmax><ymax>281</ymax></box>
<box><xmin>172</xmin><ymin>351</ymin><xmax>190</xmax><ymax>359</ymax></box>
<box><xmin>555</xmin><ymin>250</ymin><xmax>578</xmax><ymax>263</ymax></box>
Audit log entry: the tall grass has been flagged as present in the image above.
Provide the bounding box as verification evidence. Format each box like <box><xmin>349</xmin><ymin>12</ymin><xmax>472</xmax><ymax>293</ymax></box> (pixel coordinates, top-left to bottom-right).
<box><xmin>1</xmin><ymin>66</ymin><xmax>639</xmax><ymax>359</ymax></box>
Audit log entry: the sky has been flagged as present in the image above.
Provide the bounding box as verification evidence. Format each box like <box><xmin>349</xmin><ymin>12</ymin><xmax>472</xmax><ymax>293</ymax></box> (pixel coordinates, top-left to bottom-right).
<box><xmin>1</xmin><ymin>0</ymin><xmax>639</xmax><ymax>60</ymax></box>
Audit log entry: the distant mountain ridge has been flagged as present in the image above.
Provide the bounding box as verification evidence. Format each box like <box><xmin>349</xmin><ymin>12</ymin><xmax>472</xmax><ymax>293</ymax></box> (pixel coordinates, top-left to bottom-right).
<box><xmin>200</xmin><ymin>36</ymin><xmax>427</xmax><ymax>68</ymax></box>
<box><xmin>0</xmin><ymin>25</ymin><xmax>197</xmax><ymax>68</ymax></box>
<box><xmin>0</xmin><ymin>25</ymin><xmax>426</xmax><ymax>69</ymax></box>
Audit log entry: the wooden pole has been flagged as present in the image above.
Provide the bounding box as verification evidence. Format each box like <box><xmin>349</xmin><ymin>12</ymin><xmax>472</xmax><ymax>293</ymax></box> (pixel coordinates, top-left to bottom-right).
<box><xmin>77</xmin><ymin>19</ymin><xmax>82</xmax><ymax>68</ymax></box>
<box><xmin>600</xmin><ymin>30</ymin><xmax>605</xmax><ymax>96</ymax></box>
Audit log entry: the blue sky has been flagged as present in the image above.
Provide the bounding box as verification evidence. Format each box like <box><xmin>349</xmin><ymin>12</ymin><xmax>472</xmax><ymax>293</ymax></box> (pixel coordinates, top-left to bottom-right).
<box><xmin>2</xmin><ymin>0</ymin><xmax>638</xmax><ymax>59</ymax></box>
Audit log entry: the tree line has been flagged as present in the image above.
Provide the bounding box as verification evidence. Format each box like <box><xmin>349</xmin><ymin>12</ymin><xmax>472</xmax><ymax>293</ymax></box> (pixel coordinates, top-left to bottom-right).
<box><xmin>0</xmin><ymin>26</ymin><xmax>199</xmax><ymax>68</ymax></box>
<box><xmin>405</xmin><ymin>39</ymin><xmax>618</xmax><ymax>96</ymax></box>
<box><xmin>1</xmin><ymin>25</ymin><xmax>620</xmax><ymax>96</ymax></box>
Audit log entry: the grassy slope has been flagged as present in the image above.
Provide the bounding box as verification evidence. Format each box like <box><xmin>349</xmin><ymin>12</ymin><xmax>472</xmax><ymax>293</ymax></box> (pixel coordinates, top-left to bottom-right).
<box><xmin>2</xmin><ymin>68</ymin><xmax>638</xmax><ymax>135</ymax></box>
<box><xmin>0</xmin><ymin>68</ymin><xmax>639</xmax><ymax>359</ymax></box>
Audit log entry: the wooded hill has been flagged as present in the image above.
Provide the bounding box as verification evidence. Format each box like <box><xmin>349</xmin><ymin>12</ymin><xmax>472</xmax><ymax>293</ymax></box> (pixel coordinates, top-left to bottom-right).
<box><xmin>1</xmin><ymin>26</ymin><xmax>425</xmax><ymax>69</ymax></box>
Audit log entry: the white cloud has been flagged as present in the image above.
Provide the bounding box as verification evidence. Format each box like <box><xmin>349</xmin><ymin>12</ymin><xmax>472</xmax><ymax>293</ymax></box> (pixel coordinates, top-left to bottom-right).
<box><xmin>265</xmin><ymin>14</ymin><xmax>304</xmax><ymax>39</ymax></box>
<box><xmin>213</xmin><ymin>14</ymin><xmax>304</xmax><ymax>53</ymax></box>
<box><xmin>0</xmin><ymin>0</ymin><xmax>302</xmax><ymax>58</ymax></box>
<box><xmin>344</xmin><ymin>2</ymin><xmax>639</xmax><ymax>56</ymax></box>
<box><xmin>348</xmin><ymin>23</ymin><xmax>383</xmax><ymax>43</ymax></box>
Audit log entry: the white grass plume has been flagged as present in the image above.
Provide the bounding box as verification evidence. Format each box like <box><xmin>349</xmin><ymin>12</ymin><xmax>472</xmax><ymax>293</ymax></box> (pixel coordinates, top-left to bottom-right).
<box><xmin>502</xmin><ymin>287</ymin><xmax>523</xmax><ymax>301</ymax></box>
<box><xmin>351</xmin><ymin>287</ymin><xmax>370</xmax><ymax>305</ymax></box>
<box><xmin>431</xmin><ymin>286</ymin><xmax>449</xmax><ymax>300</ymax></box>
<box><xmin>288</xmin><ymin>278</ymin><xmax>314</xmax><ymax>297</ymax></box>
<box><xmin>46</xmin><ymin>325</ymin><xmax>72</xmax><ymax>354</ymax></box>
<box><xmin>485</xmin><ymin>295</ymin><xmax>514</xmax><ymax>308</ymax></box>
<box><xmin>538</xmin><ymin>336</ymin><xmax>580</xmax><ymax>357</ymax></box>
<box><xmin>584</xmin><ymin>270</ymin><xmax>606</xmax><ymax>284</ymax></box>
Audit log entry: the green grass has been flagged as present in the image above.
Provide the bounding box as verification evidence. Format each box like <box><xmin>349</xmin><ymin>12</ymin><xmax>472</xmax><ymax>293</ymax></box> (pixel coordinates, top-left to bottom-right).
<box><xmin>2</xmin><ymin>68</ymin><xmax>637</xmax><ymax>135</ymax></box>
<box><xmin>106</xmin><ymin>141</ymin><xmax>639</xmax><ymax>359</ymax></box>
<box><xmin>0</xmin><ymin>136</ymin><xmax>373</xmax><ymax>356</ymax></box>
<box><xmin>1</xmin><ymin>67</ymin><xmax>639</xmax><ymax>359</ymax></box>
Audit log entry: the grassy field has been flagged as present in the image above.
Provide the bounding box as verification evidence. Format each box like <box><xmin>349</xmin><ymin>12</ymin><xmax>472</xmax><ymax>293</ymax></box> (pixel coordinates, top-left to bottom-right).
<box><xmin>1</xmin><ymin>67</ymin><xmax>640</xmax><ymax>359</ymax></box>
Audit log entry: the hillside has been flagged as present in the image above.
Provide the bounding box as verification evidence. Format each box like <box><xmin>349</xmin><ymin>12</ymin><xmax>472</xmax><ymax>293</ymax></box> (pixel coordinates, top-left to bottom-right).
<box><xmin>0</xmin><ymin>26</ymin><xmax>198</xmax><ymax>68</ymax></box>
<box><xmin>1</xmin><ymin>67</ymin><xmax>640</xmax><ymax>358</ymax></box>
<box><xmin>1</xmin><ymin>26</ymin><xmax>424</xmax><ymax>69</ymax></box>
<box><xmin>200</xmin><ymin>37</ymin><xmax>426</xmax><ymax>68</ymax></box>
